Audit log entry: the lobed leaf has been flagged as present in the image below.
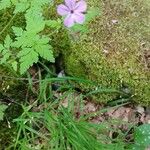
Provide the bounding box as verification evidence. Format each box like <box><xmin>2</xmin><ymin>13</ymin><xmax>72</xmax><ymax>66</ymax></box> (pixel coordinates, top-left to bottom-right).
<box><xmin>35</xmin><ymin>44</ymin><xmax>54</xmax><ymax>62</ymax></box>
<box><xmin>0</xmin><ymin>0</ymin><xmax>11</xmax><ymax>10</ymax></box>
<box><xmin>12</xmin><ymin>26</ymin><xmax>24</xmax><ymax>37</ymax></box>
<box><xmin>0</xmin><ymin>35</ymin><xmax>12</xmax><ymax>64</ymax></box>
<box><xmin>0</xmin><ymin>44</ymin><xmax>4</xmax><ymax>53</ymax></box>
<box><xmin>14</xmin><ymin>1</ymin><xmax>29</xmax><ymax>14</ymax></box>
<box><xmin>19</xmin><ymin>48</ymin><xmax>39</xmax><ymax>74</ymax></box>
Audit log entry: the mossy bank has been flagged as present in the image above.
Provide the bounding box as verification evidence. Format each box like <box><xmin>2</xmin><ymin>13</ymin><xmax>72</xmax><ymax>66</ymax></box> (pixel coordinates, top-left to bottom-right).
<box><xmin>61</xmin><ymin>0</ymin><xmax>150</xmax><ymax>105</ymax></box>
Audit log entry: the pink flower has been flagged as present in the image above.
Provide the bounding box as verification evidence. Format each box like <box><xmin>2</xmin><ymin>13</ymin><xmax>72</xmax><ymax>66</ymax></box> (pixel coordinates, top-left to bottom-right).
<box><xmin>57</xmin><ymin>0</ymin><xmax>87</xmax><ymax>27</ymax></box>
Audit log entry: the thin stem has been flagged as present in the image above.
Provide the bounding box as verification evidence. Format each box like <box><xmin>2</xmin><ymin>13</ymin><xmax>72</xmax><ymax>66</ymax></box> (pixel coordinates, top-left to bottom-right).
<box><xmin>0</xmin><ymin>13</ymin><xmax>17</xmax><ymax>35</ymax></box>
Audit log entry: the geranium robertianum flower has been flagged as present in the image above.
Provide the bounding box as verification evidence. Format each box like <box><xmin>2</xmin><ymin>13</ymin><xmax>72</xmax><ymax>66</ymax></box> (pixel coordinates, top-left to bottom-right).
<box><xmin>57</xmin><ymin>0</ymin><xmax>87</xmax><ymax>27</ymax></box>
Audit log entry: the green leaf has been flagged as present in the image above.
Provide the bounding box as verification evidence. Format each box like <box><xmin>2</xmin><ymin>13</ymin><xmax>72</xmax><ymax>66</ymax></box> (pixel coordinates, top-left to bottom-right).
<box><xmin>12</xmin><ymin>26</ymin><xmax>24</xmax><ymax>37</ymax></box>
<box><xmin>0</xmin><ymin>104</ymin><xmax>8</xmax><ymax>121</ymax></box>
<box><xmin>35</xmin><ymin>44</ymin><xmax>54</xmax><ymax>62</ymax></box>
<box><xmin>11</xmin><ymin>61</ymin><xmax>18</xmax><ymax>71</ymax></box>
<box><xmin>25</xmin><ymin>12</ymin><xmax>45</xmax><ymax>33</ymax></box>
<box><xmin>13</xmin><ymin>1</ymin><xmax>29</xmax><ymax>14</ymax></box>
<box><xmin>4</xmin><ymin>35</ymin><xmax>13</xmax><ymax>48</ymax></box>
<box><xmin>0</xmin><ymin>52</ymin><xmax>11</xmax><ymax>64</ymax></box>
<box><xmin>34</xmin><ymin>36</ymin><xmax>54</xmax><ymax>62</ymax></box>
<box><xmin>85</xmin><ymin>7</ymin><xmax>100</xmax><ymax>22</ymax></box>
<box><xmin>134</xmin><ymin>124</ymin><xmax>150</xmax><ymax>147</ymax></box>
<box><xmin>0</xmin><ymin>44</ymin><xmax>4</xmax><ymax>53</ymax></box>
<box><xmin>45</xmin><ymin>19</ymin><xmax>61</xmax><ymax>29</ymax></box>
<box><xmin>13</xmin><ymin>29</ymin><xmax>54</xmax><ymax>74</ymax></box>
<box><xmin>19</xmin><ymin>48</ymin><xmax>39</xmax><ymax>74</ymax></box>
<box><xmin>31</xmin><ymin>0</ymin><xmax>50</xmax><ymax>6</ymax></box>
<box><xmin>0</xmin><ymin>35</ymin><xmax>12</xmax><ymax>64</ymax></box>
<box><xmin>11</xmin><ymin>0</ymin><xmax>18</xmax><ymax>5</ymax></box>
<box><xmin>0</xmin><ymin>0</ymin><xmax>55</xmax><ymax>74</ymax></box>
<box><xmin>17</xmin><ymin>47</ymin><xmax>31</xmax><ymax>57</ymax></box>
<box><xmin>13</xmin><ymin>31</ymin><xmax>37</xmax><ymax>48</ymax></box>
<box><xmin>0</xmin><ymin>0</ymin><xmax>11</xmax><ymax>10</ymax></box>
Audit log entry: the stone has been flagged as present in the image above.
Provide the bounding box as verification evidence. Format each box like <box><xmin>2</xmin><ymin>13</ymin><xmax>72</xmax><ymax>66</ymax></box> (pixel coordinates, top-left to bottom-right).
<box><xmin>61</xmin><ymin>0</ymin><xmax>150</xmax><ymax>105</ymax></box>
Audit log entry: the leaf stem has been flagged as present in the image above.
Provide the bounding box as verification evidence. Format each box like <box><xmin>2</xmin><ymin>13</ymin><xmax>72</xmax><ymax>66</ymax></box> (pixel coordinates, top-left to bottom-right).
<box><xmin>0</xmin><ymin>13</ymin><xmax>17</xmax><ymax>35</ymax></box>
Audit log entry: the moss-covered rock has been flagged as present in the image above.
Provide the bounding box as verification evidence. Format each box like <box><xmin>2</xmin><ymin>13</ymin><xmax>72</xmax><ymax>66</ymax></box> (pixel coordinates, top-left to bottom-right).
<box><xmin>61</xmin><ymin>0</ymin><xmax>150</xmax><ymax>105</ymax></box>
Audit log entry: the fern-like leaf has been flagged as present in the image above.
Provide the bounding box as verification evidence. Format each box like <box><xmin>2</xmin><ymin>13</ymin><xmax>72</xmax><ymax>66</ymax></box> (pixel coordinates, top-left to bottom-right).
<box><xmin>0</xmin><ymin>0</ymin><xmax>11</xmax><ymax>10</ymax></box>
<box><xmin>0</xmin><ymin>44</ymin><xmax>4</xmax><ymax>53</ymax></box>
<box><xmin>19</xmin><ymin>48</ymin><xmax>39</xmax><ymax>74</ymax></box>
<box><xmin>1</xmin><ymin>0</ymin><xmax>55</xmax><ymax>74</ymax></box>
<box><xmin>14</xmin><ymin>1</ymin><xmax>29</xmax><ymax>14</ymax></box>
<box><xmin>34</xmin><ymin>36</ymin><xmax>54</xmax><ymax>62</ymax></box>
<box><xmin>0</xmin><ymin>35</ymin><xmax>12</xmax><ymax>64</ymax></box>
<box><xmin>25</xmin><ymin>12</ymin><xmax>45</xmax><ymax>34</ymax></box>
<box><xmin>13</xmin><ymin>28</ymin><xmax>54</xmax><ymax>74</ymax></box>
<box><xmin>45</xmin><ymin>19</ymin><xmax>61</xmax><ymax>29</ymax></box>
<box><xmin>12</xmin><ymin>26</ymin><xmax>24</xmax><ymax>37</ymax></box>
<box><xmin>35</xmin><ymin>44</ymin><xmax>54</xmax><ymax>62</ymax></box>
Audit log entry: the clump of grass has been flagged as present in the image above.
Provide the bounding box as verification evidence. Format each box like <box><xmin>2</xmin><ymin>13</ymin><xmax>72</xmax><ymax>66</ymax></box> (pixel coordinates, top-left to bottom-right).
<box><xmin>3</xmin><ymin>68</ymin><xmax>132</xmax><ymax>150</ymax></box>
<box><xmin>1</xmin><ymin>65</ymin><xmax>148</xmax><ymax>149</ymax></box>
<box><xmin>11</xmin><ymin>96</ymin><xmax>126</xmax><ymax>149</ymax></box>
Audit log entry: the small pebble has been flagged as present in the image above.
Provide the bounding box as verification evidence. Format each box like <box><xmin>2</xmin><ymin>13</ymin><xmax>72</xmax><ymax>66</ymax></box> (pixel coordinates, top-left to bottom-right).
<box><xmin>136</xmin><ymin>105</ymin><xmax>145</xmax><ymax>114</ymax></box>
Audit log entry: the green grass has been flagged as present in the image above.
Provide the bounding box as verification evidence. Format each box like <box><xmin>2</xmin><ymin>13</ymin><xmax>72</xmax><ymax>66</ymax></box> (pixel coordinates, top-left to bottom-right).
<box><xmin>9</xmin><ymin>94</ymin><xmax>127</xmax><ymax>149</ymax></box>
<box><xmin>0</xmin><ymin>65</ymin><xmax>149</xmax><ymax>150</ymax></box>
<box><xmin>0</xmin><ymin>68</ymin><xmax>132</xmax><ymax>149</ymax></box>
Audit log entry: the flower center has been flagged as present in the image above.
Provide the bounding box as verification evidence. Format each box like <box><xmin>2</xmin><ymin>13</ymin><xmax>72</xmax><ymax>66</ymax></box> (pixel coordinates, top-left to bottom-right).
<box><xmin>70</xmin><ymin>10</ymin><xmax>74</xmax><ymax>14</ymax></box>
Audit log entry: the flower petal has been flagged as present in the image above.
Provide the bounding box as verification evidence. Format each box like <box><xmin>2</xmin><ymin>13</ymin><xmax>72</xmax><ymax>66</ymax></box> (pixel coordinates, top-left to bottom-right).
<box><xmin>75</xmin><ymin>0</ymin><xmax>87</xmax><ymax>13</ymax></box>
<box><xmin>57</xmin><ymin>4</ymin><xmax>69</xmax><ymax>16</ymax></box>
<box><xmin>65</xmin><ymin>0</ymin><xmax>76</xmax><ymax>10</ymax></box>
<box><xmin>74</xmin><ymin>13</ymin><xmax>85</xmax><ymax>24</ymax></box>
<box><xmin>64</xmin><ymin>14</ymin><xmax>75</xmax><ymax>27</ymax></box>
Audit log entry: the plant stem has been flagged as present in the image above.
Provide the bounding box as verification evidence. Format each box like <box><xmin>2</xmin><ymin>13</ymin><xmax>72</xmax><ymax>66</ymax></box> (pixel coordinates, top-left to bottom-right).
<box><xmin>0</xmin><ymin>13</ymin><xmax>17</xmax><ymax>35</ymax></box>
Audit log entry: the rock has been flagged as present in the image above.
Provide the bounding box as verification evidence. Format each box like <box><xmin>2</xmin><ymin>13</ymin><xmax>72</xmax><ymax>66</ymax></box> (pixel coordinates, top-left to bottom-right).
<box><xmin>61</xmin><ymin>0</ymin><xmax>150</xmax><ymax>105</ymax></box>
<box><xmin>136</xmin><ymin>105</ymin><xmax>145</xmax><ymax>114</ymax></box>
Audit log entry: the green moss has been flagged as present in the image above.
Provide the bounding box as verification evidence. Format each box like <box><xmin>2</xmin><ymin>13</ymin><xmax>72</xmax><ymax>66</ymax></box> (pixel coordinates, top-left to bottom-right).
<box><xmin>0</xmin><ymin>8</ymin><xmax>27</xmax><ymax>94</ymax></box>
<box><xmin>62</xmin><ymin>0</ymin><xmax>150</xmax><ymax>105</ymax></box>
<box><xmin>0</xmin><ymin>122</ymin><xmax>16</xmax><ymax>149</ymax></box>
<box><xmin>0</xmin><ymin>65</ymin><xmax>21</xmax><ymax>94</ymax></box>
<box><xmin>0</xmin><ymin>92</ymin><xmax>23</xmax><ymax>149</ymax></box>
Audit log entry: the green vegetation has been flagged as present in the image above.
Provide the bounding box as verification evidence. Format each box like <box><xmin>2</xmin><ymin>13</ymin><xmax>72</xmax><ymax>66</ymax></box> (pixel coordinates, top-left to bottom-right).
<box><xmin>0</xmin><ymin>0</ymin><xmax>150</xmax><ymax>149</ymax></box>
<box><xmin>0</xmin><ymin>103</ymin><xmax>7</xmax><ymax>120</ymax></box>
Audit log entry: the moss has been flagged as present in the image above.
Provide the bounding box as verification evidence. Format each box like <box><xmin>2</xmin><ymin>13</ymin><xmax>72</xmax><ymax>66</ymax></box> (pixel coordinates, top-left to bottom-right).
<box><xmin>0</xmin><ymin>122</ymin><xmax>16</xmax><ymax>149</ymax></box>
<box><xmin>0</xmin><ymin>8</ymin><xmax>26</xmax><ymax>42</ymax></box>
<box><xmin>61</xmin><ymin>0</ymin><xmax>150</xmax><ymax>105</ymax></box>
<box><xmin>0</xmin><ymin>8</ymin><xmax>28</xmax><ymax>94</ymax></box>
<box><xmin>0</xmin><ymin>66</ymin><xmax>17</xmax><ymax>92</ymax></box>
<box><xmin>0</xmin><ymin>92</ymin><xmax>23</xmax><ymax>149</ymax></box>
